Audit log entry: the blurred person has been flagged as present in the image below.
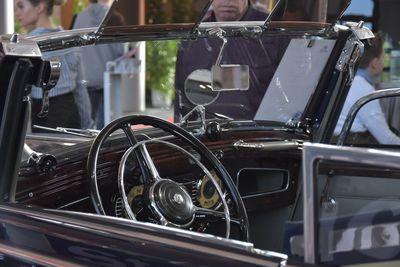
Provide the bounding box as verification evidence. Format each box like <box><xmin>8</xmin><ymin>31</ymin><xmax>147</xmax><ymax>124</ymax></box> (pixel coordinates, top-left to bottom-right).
<box><xmin>334</xmin><ymin>32</ymin><xmax>400</xmax><ymax>145</ymax></box>
<box><xmin>282</xmin><ymin>0</ymin><xmax>308</xmax><ymax>21</ymax></box>
<box><xmin>174</xmin><ymin>0</ymin><xmax>287</xmax><ymax>121</ymax></box>
<box><xmin>14</xmin><ymin>0</ymin><xmax>93</xmax><ymax>131</ymax></box>
<box><xmin>73</xmin><ymin>0</ymin><xmax>125</xmax><ymax>130</ymax></box>
<box><xmin>250</xmin><ymin>0</ymin><xmax>269</xmax><ymax>13</ymax></box>
<box><xmin>212</xmin><ymin>0</ymin><xmax>255</xmax><ymax>21</ymax></box>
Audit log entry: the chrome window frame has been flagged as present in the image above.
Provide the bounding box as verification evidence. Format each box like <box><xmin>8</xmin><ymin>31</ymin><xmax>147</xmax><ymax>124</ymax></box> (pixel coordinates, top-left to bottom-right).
<box><xmin>302</xmin><ymin>142</ymin><xmax>400</xmax><ymax>264</ymax></box>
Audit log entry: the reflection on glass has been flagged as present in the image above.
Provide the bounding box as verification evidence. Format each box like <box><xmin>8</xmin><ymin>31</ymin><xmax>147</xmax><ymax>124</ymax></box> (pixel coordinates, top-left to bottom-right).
<box><xmin>211</xmin><ymin>65</ymin><xmax>249</xmax><ymax>91</ymax></box>
<box><xmin>185</xmin><ymin>69</ymin><xmax>219</xmax><ymax>106</ymax></box>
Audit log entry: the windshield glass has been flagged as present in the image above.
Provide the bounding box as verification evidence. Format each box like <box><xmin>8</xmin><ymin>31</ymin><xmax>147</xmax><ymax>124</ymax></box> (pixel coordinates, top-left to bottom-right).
<box><xmin>26</xmin><ymin>33</ymin><xmax>336</xmax><ymax>138</ymax></box>
<box><xmin>103</xmin><ymin>0</ymin><xmax>351</xmax><ymax>28</ymax></box>
<box><xmin>176</xmin><ymin>35</ymin><xmax>335</xmax><ymax>123</ymax></box>
<box><xmin>24</xmin><ymin>0</ymin><xmax>351</xmax><ymax>142</ymax></box>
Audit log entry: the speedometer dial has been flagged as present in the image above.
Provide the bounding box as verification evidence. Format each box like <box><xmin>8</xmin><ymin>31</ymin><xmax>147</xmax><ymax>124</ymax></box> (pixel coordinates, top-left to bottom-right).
<box><xmin>197</xmin><ymin>173</ymin><xmax>224</xmax><ymax>209</ymax></box>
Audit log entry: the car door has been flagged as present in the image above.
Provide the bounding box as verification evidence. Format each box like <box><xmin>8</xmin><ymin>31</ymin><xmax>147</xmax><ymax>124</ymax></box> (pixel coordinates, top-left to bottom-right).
<box><xmin>285</xmin><ymin>142</ymin><xmax>400</xmax><ymax>265</ymax></box>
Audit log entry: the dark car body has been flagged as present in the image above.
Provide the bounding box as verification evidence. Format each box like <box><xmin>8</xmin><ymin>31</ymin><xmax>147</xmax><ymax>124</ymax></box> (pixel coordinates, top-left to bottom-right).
<box><xmin>3</xmin><ymin>0</ymin><xmax>400</xmax><ymax>266</ymax></box>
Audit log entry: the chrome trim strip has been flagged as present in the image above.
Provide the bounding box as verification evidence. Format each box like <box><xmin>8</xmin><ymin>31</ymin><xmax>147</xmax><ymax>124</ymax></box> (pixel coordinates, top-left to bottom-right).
<box><xmin>233</xmin><ymin>140</ymin><xmax>302</xmax><ymax>151</ymax></box>
<box><xmin>24</xmin><ymin>23</ymin><xmax>334</xmax><ymax>53</ymax></box>
<box><xmin>0</xmin><ymin>241</ymin><xmax>81</xmax><ymax>266</ymax></box>
<box><xmin>58</xmin><ymin>196</ymin><xmax>90</xmax><ymax>209</ymax></box>
<box><xmin>303</xmin><ymin>143</ymin><xmax>319</xmax><ymax>264</ymax></box>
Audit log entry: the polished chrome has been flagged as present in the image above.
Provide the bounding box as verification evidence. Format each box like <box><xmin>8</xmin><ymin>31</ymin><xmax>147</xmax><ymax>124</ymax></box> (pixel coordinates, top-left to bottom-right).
<box><xmin>22</xmin><ymin>143</ymin><xmax>57</xmax><ymax>173</ymax></box>
<box><xmin>233</xmin><ymin>140</ymin><xmax>303</xmax><ymax>151</ymax></box>
<box><xmin>1</xmin><ymin>34</ymin><xmax>41</xmax><ymax>57</ymax></box>
<box><xmin>303</xmin><ymin>143</ymin><xmax>319</xmax><ymax>264</ymax></box>
<box><xmin>10</xmin><ymin>33</ymin><xmax>19</xmax><ymax>43</ymax></box>
<box><xmin>23</xmin><ymin>22</ymin><xmax>335</xmax><ymax>53</ymax></box>
<box><xmin>335</xmin><ymin>35</ymin><xmax>361</xmax><ymax>72</ymax></box>
<box><xmin>23</xmin><ymin>143</ymin><xmax>38</xmax><ymax>164</ymax></box>
<box><xmin>32</xmin><ymin>125</ymin><xmax>99</xmax><ymax>138</ymax></box>
<box><xmin>346</xmin><ymin>21</ymin><xmax>375</xmax><ymax>41</ymax></box>
<box><xmin>44</xmin><ymin>61</ymin><xmax>61</xmax><ymax>88</ymax></box>
<box><xmin>140</xmin><ymin>144</ymin><xmax>162</xmax><ymax>181</ymax></box>
<box><xmin>208</xmin><ymin>27</ymin><xmax>227</xmax><ymax>66</ymax></box>
<box><xmin>27</xmin><ymin>28</ymin><xmax>98</xmax><ymax>52</ymax></box>
<box><xmin>335</xmin><ymin>23</ymin><xmax>371</xmax><ymax>80</ymax></box>
<box><xmin>90</xmin><ymin>137</ymin><xmax>106</xmax><ymax>215</ymax></box>
<box><xmin>36</xmin><ymin>60</ymin><xmax>61</xmax><ymax>118</ymax></box>
<box><xmin>173</xmin><ymin>193</ymin><xmax>184</xmax><ymax>205</ymax></box>
<box><xmin>179</xmin><ymin>105</ymin><xmax>207</xmax><ymax>135</ymax></box>
<box><xmin>0</xmin><ymin>242</ymin><xmax>81</xmax><ymax>267</ymax></box>
<box><xmin>148</xmin><ymin>179</ymin><xmax>195</xmax><ymax>228</ymax></box>
<box><xmin>337</xmin><ymin>88</ymin><xmax>400</xmax><ymax>146</ymax></box>
<box><xmin>118</xmin><ymin>146</ymin><xmax>138</xmax><ymax>221</ymax></box>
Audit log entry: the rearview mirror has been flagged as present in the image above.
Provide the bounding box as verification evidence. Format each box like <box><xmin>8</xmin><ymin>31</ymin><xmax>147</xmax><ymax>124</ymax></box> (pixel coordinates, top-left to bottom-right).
<box><xmin>211</xmin><ymin>65</ymin><xmax>249</xmax><ymax>91</ymax></box>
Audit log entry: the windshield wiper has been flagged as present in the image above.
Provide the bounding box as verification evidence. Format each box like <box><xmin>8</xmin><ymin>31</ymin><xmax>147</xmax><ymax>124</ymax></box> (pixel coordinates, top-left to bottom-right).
<box><xmin>32</xmin><ymin>125</ymin><xmax>100</xmax><ymax>138</ymax></box>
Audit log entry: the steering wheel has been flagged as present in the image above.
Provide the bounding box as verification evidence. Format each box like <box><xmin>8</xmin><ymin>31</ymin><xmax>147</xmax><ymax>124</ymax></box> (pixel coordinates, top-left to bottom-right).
<box><xmin>87</xmin><ymin>115</ymin><xmax>249</xmax><ymax>241</ymax></box>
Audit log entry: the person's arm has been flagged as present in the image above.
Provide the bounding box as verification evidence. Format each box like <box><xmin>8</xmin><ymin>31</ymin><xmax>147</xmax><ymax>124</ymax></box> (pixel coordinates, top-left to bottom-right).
<box><xmin>357</xmin><ymin>97</ymin><xmax>400</xmax><ymax>145</ymax></box>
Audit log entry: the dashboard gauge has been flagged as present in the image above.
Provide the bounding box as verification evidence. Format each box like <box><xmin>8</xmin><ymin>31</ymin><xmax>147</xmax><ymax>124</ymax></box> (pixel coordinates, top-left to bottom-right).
<box><xmin>114</xmin><ymin>184</ymin><xmax>145</xmax><ymax>218</ymax></box>
<box><xmin>197</xmin><ymin>172</ymin><xmax>224</xmax><ymax>209</ymax></box>
<box><xmin>127</xmin><ymin>185</ymin><xmax>144</xmax><ymax>210</ymax></box>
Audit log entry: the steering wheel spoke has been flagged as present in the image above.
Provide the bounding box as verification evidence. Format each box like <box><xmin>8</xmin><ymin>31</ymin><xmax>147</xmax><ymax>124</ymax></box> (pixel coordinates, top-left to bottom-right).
<box><xmin>121</xmin><ymin>122</ymin><xmax>161</xmax><ymax>183</ymax></box>
<box><xmin>140</xmin><ymin>143</ymin><xmax>162</xmax><ymax>182</ymax></box>
<box><xmin>121</xmin><ymin>123</ymin><xmax>138</xmax><ymax>145</ymax></box>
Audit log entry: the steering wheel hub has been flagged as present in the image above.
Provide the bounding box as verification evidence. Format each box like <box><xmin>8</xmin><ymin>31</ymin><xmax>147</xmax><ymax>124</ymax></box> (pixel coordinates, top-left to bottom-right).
<box><xmin>150</xmin><ymin>180</ymin><xmax>195</xmax><ymax>225</ymax></box>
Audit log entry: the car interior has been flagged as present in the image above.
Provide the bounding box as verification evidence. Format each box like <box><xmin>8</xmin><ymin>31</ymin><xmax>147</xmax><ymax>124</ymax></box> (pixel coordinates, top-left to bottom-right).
<box><xmin>3</xmin><ymin>0</ymin><xmax>400</xmax><ymax>266</ymax></box>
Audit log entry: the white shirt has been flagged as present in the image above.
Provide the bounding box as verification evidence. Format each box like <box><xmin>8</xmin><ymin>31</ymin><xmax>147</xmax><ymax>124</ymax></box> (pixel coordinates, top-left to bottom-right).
<box><xmin>335</xmin><ymin>75</ymin><xmax>400</xmax><ymax>145</ymax></box>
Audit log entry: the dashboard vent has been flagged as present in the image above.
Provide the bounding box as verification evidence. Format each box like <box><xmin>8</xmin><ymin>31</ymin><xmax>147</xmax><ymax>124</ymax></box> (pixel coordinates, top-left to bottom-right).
<box><xmin>114</xmin><ymin>196</ymin><xmax>125</xmax><ymax>218</ymax></box>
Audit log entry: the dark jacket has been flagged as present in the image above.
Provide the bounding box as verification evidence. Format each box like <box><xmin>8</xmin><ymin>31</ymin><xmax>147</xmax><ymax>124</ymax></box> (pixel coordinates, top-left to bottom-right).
<box><xmin>174</xmin><ymin>5</ymin><xmax>288</xmax><ymax>121</ymax></box>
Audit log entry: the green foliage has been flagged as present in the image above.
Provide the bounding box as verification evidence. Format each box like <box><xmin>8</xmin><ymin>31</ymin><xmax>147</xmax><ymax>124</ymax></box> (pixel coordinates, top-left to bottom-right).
<box><xmin>73</xmin><ymin>0</ymin><xmax>87</xmax><ymax>15</ymax></box>
<box><xmin>14</xmin><ymin>20</ymin><xmax>22</xmax><ymax>33</ymax></box>
<box><xmin>146</xmin><ymin>40</ymin><xmax>177</xmax><ymax>98</ymax></box>
<box><xmin>145</xmin><ymin>0</ymin><xmax>193</xmax><ymax>98</ymax></box>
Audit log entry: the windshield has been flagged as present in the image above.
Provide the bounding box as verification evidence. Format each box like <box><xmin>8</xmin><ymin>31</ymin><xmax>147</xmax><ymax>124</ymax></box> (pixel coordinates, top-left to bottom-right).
<box><xmin>24</xmin><ymin>0</ymin><xmax>349</xmax><ymax>140</ymax></box>
<box><xmin>103</xmin><ymin>0</ymin><xmax>351</xmax><ymax>28</ymax></box>
<box><xmin>176</xmin><ymin>35</ymin><xmax>335</xmax><ymax>124</ymax></box>
<box><xmin>26</xmin><ymin>33</ymin><xmax>336</xmax><ymax>137</ymax></box>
